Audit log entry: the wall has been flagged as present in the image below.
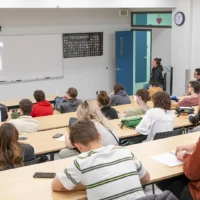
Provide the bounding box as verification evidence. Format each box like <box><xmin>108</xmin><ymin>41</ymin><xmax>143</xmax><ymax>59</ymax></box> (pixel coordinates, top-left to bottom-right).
<box><xmin>0</xmin><ymin>9</ymin><xmax>130</xmax><ymax>100</ymax></box>
<box><xmin>0</xmin><ymin>0</ymin><xmax>177</xmax><ymax>8</ymax></box>
<box><xmin>171</xmin><ymin>0</ymin><xmax>192</xmax><ymax>96</ymax></box>
<box><xmin>152</xmin><ymin>28</ymin><xmax>172</xmax><ymax>67</ymax></box>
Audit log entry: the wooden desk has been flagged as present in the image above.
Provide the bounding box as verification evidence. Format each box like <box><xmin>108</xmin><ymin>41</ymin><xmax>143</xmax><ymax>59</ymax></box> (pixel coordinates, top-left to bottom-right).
<box><xmin>20</xmin><ymin>128</ymin><xmax>68</xmax><ymax>155</ymax></box>
<box><xmin>0</xmin><ymin>133</ymin><xmax>198</xmax><ymax>200</ymax></box>
<box><xmin>1</xmin><ymin>94</ymin><xmax>57</xmax><ymax>110</ymax></box>
<box><xmin>36</xmin><ymin>112</ymin><xmax>77</xmax><ymax>131</ymax></box>
<box><xmin>109</xmin><ymin>113</ymin><xmax>196</xmax><ymax>139</ymax></box>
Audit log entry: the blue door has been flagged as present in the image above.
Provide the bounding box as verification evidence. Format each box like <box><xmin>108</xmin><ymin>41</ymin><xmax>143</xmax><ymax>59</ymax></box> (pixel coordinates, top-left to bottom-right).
<box><xmin>115</xmin><ymin>31</ymin><xmax>133</xmax><ymax>95</ymax></box>
<box><xmin>116</xmin><ymin>30</ymin><xmax>151</xmax><ymax>95</ymax></box>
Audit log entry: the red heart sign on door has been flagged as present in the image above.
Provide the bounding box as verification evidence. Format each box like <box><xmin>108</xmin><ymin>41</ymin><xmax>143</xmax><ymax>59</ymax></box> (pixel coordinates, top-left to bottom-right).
<box><xmin>157</xmin><ymin>18</ymin><xmax>162</xmax><ymax>24</ymax></box>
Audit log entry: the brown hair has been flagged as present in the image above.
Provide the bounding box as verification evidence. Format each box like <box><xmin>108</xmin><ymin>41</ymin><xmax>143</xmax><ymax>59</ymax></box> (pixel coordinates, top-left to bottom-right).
<box><xmin>19</xmin><ymin>99</ymin><xmax>33</xmax><ymax>115</ymax></box>
<box><xmin>195</xmin><ymin>68</ymin><xmax>200</xmax><ymax>76</ymax></box>
<box><xmin>154</xmin><ymin>58</ymin><xmax>162</xmax><ymax>66</ymax></box>
<box><xmin>97</xmin><ymin>91</ymin><xmax>110</xmax><ymax>106</ymax></box>
<box><xmin>67</xmin><ymin>87</ymin><xmax>78</xmax><ymax>99</ymax></box>
<box><xmin>34</xmin><ymin>90</ymin><xmax>45</xmax><ymax>102</ymax></box>
<box><xmin>135</xmin><ymin>89</ymin><xmax>149</xmax><ymax>103</ymax></box>
<box><xmin>114</xmin><ymin>84</ymin><xmax>124</xmax><ymax>95</ymax></box>
<box><xmin>69</xmin><ymin>120</ymin><xmax>99</xmax><ymax>146</ymax></box>
<box><xmin>189</xmin><ymin>81</ymin><xmax>200</xmax><ymax>94</ymax></box>
<box><xmin>149</xmin><ymin>80</ymin><xmax>160</xmax><ymax>87</ymax></box>
<box><xmin>152</xmin><ymin>91</ymin><xmax>171</xmax><ymax>111</ymax></box>
<box><xmin>0</xmin><ymin>123</ymin><xmax>23</xmax><ymax>170</ymax></box>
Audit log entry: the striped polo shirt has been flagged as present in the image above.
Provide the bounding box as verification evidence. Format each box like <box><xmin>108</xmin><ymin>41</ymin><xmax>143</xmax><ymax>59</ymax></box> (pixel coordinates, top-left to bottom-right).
<box><xmin>58</xmin><ymin>145</ymin><xmax>146</xmax><ymax>200</ymax></box>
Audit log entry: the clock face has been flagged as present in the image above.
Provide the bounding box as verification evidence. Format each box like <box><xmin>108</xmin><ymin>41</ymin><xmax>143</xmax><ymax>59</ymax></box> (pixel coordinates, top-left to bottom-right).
<box><xmin>174</xmin><ymin>12</ymin><xmax>185</xmax><ymax>26</ymax></box>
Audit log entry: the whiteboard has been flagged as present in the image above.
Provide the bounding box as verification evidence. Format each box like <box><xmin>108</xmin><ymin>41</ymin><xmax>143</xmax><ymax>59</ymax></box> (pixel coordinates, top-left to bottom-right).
<box><xmin>0</xmin><ymin>34</ymin><xmax>63</xmax><ymax>82</ymax></box>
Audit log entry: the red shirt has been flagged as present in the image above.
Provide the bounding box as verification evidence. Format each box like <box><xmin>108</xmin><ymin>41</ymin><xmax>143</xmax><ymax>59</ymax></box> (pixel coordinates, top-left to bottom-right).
<box><xmin>184</xmin><ymin>139</ymin><xmax>200</xmax><ymax>200</ymax></box>
<box><xmin>31</xmin><ymin>100</ymin><xmax>53</xmax><ymax>117</ymax></box>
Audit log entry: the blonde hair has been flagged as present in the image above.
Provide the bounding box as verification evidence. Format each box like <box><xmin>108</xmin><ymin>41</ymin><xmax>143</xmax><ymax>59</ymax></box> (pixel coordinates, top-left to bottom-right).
<box><xmin>77</xmin><ymin>101</ymin><xmax>112</xmax><ymax>131</ymax></box>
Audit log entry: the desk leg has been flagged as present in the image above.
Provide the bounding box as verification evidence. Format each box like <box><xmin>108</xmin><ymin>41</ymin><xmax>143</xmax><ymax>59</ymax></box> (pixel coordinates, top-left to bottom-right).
<box><xmin>50</xmin><ymin>153</ymin><xmax>54</xmax><ymax>161</ymax></box>
<box><xmin>152</xmin><ymin>184</ymin><xmax>155</xmax><ymax>194</ymax></box>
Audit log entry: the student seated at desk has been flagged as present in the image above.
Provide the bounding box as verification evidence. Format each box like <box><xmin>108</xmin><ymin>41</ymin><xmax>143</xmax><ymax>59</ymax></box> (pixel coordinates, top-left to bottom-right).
<box><xmin>59</xmin><ymin>101</ymin><xmax>119</xmax><ymax>159</ymax></box>
<box><xmin>194</xmin><ymin>68</ymin><xmax>200</xmax><ymax>83</ymax></box>
<box><xmin>110</xmin><ymin>83</ymin><xmax>131</xmax><ymax>106</ymax></box>
<box><xmin>52</xmin><ymin>119</ymin><xmax>150</xmax><ymax>200</ymax></box>
<box><xmin>31</xmin><ymin>90</ymin><xmax>53</xmax><ymax>117</ymax></box>
<box><xmin>60</xmin><ymin>87</ymin><xmax>82</xmax><ymax>113</ymax></box>
<box><xmin>0</xmin><ymin>123</ymin><xmax>35</xmax><ymax>171</ymax></box>
<box><xmin>0</xmin><ymin>103</ymin><xmax>8</xmax><ymax>122</ymax></box>
<box><xmin>9</xmin><ymin>99</ymin><xmax>39</xmax><ymax>133</ymax></box>
<box><xmin>148</xmin><ymin>80</ymin><xmax>163</xmax><ymax>99</ymax></box>
<box><xmin>97</xmin><ymin>91</ymin><xmax>118</xmax><ymax>119</ymax></box>
<box><xmin>157</xmin><ymin>140</ymin><xmax>200</xmax><ymax>200</ymax></box>
<box><xmin>172</xmin><ymin>81</ymin><xmax>200</xmax><ymax>107</ymax></box>
<box><xmin>135</xmin><ymin>91</ymin><xmax>174</xmax><ymax>141</ymax></box>
<box><xmin>122</xmin><ymin>89</ymin><xmax>150</xmax><ymax>118</ymax></box>
<box><xmin>189</xmin><ymin>103</ymin><xmax>200</xmax><ymax>124</ymax></box>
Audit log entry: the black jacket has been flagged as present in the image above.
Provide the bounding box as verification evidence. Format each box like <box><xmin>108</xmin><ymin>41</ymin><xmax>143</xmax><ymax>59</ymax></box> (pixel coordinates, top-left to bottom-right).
<box><xmin>150</xmin><ymin>65</ymin><xmax>163</xmax><ymax>85</ymax></box>
<box><xmin>0</xmin><ymin>104</ymin><xmax>8</xmax><ymax>122</ymax></box>
<box><xmin>138</xmin><ymin>191</ymin><xmax>178</xmax><ymax>200</ymax></box>
<box><xmin>101</xmin><ymin>106</ymin><xmax>118</xmax><ymax>120</ymax></box>
<box><xmin>189</xmin><ymin>111</ymin><xmax>200</xmax><ymax>124</ymax></box>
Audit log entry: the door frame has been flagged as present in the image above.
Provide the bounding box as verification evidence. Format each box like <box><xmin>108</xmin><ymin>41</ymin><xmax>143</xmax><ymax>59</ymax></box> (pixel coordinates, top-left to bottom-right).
<box><xmin>131</xmin><ymin>28</ymin><xmax>152</xmax><ymax>81</ymax></box>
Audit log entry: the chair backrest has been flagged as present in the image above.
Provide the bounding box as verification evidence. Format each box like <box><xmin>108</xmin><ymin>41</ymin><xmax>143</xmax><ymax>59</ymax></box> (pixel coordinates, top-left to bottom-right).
<box><xmin>55</xmin><ymin>97</ymin><xmax>64</xmax><ymax>111</ymax></box>
<box><xmin>153</xmin><ymin>128</ymin><xmax>184</xmax><ymax>141</ymax></box>
<box><xmin>138</xmin><ymin>190</ymin><xmax>178</xmax><ymax>200</ymax></box>
<box><xmin>147</xmin><ymin>117</ymin><xmax>174</xmax><ymax>141</ymax></box>
<box><xmin>69</xmin><ymin>117</ymin><xmax>78</xmax><ymax>127</ymax></box>
<box><xmin>0</xmin><ymin>157</ymin><xmax>43</xmax><ymax>171</ymax></box>
<box><xmin>163</xmin><ymin>72</ymin><xmax>167</xmax><ymax>91</ymax></box>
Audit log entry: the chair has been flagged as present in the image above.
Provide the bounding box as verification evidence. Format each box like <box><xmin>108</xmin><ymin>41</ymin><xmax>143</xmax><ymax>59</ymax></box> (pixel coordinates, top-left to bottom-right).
<box><xmin>24</xmin><ymin>157</ymin><xmax>43</xmax><ymax>166</ymax></box>
<box><xmin>138</xmin><ymin>190</ymin><xmax>178</xmax><ymax>200</ymax></box>
<box><xmin>153</xmin><ymin>128</ymin><xmax>184</xmax><ymax>141</ymax></box>
<box><xmin>1</xmin><ymin>157</ymin><xmax>44</xmax><ymax>171</ymax></box>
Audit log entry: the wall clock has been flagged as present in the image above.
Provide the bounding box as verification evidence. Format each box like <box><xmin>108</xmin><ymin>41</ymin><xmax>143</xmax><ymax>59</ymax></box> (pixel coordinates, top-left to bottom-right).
<box><xmin>174</xmin><ymin>12</ymin><xmax>185</xmax><ymax>26</ymax></box>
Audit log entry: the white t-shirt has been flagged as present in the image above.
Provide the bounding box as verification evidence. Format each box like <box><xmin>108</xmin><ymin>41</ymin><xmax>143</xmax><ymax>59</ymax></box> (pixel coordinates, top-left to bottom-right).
<box><xmin>95</xmin><ymin>122</ymin><xmax>119</xmax><ymax>146</ymax></box>
<box><xmin>136</xmin><ymin>108</ymin><xmax>174</xmax><ymax>141</ymax></box>
<box><xmin>9</xmin><ymin>115</ymin><xmax>39</xmax><ymax>133</ymax></box>
<box><xmin>58</xmin><ymin>145</ymin><xmax>146</xmax><ymax>200</ymax></box>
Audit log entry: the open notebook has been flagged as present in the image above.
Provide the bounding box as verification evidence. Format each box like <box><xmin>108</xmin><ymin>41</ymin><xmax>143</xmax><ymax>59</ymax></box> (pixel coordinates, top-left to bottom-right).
<box><xmin>151</xmin><ymin>152</ymin><xmax>183</xmax><ymax>167</ymax></box>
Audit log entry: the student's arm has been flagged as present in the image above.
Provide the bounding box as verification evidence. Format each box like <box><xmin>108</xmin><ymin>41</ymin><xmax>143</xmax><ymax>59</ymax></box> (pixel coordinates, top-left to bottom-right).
<box><xmin>65</xmin><ymin>136</ymin><xmax>75</xmax><ymax>149</ymax></box>
<box><xmin>51</xmin><ymin>176</ymin><xmax>85</xmax><ymax>192</ymax></box>
<box><xmin>182</xmin><ymin>139</ymin><xmax>200</xmax><ymax>180</ymax></box>
<box><xmin>177</xmin><ymin>98</ymin><xmax>188</xmax><ymax>107</ymax></box>
<box><xmin>135</xmin><ymin>111</ymin><xmax>151</xmax><ymax>135</ymax></box>
<box><xmin>171</xmin><ymin>101</ymin><xmax>178</xmax><ymax>107</ymax></box>
<box><xmin>52</xmin><ymin>159</ymin><xmax>85</xmax><ymax>192</ymax></box>
<box><xmin>133</xmin><ymin>155</ymin><xmax>150</xmax><ymax>184</ymax></box>
<box><xmin>176</xmin><ymin>143</ymin><xmax>196</xmax><ymax>155</ymax></box>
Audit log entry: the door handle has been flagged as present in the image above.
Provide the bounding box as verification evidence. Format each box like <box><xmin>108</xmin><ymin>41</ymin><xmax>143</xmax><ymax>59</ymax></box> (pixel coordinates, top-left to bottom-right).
<box><xmin>116</xmin><ymin>68</ymin><xmax>122</xmax><ymax>71</ymax></box>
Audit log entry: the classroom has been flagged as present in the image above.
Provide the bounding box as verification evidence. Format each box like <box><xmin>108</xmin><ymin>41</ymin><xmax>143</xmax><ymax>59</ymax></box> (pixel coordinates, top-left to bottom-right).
<box><xmin>0</xmin><ymin>0</ymin><xmax>200</xmax><ymax>200</ymax></box>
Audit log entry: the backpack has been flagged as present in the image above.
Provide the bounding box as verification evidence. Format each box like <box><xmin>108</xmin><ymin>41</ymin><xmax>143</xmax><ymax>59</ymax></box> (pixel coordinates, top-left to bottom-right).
<box><xmin>120</xmin><ymin>116</ymin><xmax>142</xmax><ymax>128</ymax></box>
<box><xmin>55</xmin><ymin>97</ymin><xmax>64</xmax><ymax>111</ymax></box>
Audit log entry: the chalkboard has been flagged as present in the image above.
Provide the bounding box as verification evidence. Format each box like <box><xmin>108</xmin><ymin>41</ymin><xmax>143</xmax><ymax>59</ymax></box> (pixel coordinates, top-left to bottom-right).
<box><xmin>63</xmin><ymin>32</ymin><xmax>103</xmax><ymax>58</ymax></box>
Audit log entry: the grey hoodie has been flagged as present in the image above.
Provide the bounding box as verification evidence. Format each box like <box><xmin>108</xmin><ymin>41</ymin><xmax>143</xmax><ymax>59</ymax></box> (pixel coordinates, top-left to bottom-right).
<box><xmin>60</xmin><ymin>99</ymin><xmax>82</xmax><ymax>113</ymax></box>
<box><xmin>110</xmin><ymin>90</ymin><xmax>131</xmax><ymax>106</ymax></box>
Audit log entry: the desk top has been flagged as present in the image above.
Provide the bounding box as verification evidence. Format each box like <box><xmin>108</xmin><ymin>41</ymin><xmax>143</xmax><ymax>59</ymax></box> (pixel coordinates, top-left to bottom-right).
<box><xmin>0</xmin><ymin>133</ymin><xmax>199</xmax><ymax>200</ymax></box>
<box><xmin>20</xmin><ymin>128</ymin><xmax>68</xmax><ymax>155</ymax></box>
<box><xmin>36</xmin><ymin>112</ymin><xmax>77</xmax><ymax>131</ymax></box>
<box><xmin>1</xmin><ymin>94</ymin><xmax>57</xmax><ymax>108</ymax></box>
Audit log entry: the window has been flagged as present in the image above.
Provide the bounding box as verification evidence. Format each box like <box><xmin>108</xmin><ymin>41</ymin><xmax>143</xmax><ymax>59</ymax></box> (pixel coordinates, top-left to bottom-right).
<box><xmin>131</xmin><ymin>12</ymin><xmax>172</xmax><ymax>28</ymax></box>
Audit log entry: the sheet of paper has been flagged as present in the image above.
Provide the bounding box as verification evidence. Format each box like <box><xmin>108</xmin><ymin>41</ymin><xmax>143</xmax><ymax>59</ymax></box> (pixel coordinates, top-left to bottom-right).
<box><xmin>56</xmin><ymin>135</ymin><xmax>66</xmax><ymax>142</ymax></box>
<box><xmin>151</xmin><ymin>152</ymin><xmax>183</xmax><ymax>167</ymax></box>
